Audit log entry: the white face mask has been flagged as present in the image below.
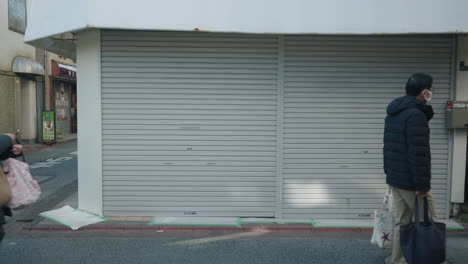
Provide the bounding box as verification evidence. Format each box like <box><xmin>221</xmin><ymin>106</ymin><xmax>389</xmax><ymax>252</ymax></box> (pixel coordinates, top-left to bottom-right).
<box><xmin>423</xmin><ymin>89</ymin><xmax>433</xmax><ymax>102</ymax></box>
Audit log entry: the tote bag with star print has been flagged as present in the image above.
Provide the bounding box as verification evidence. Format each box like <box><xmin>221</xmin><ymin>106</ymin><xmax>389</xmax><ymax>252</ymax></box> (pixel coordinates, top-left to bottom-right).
<box><xmin>371</xmin><ymin>188</ymin><xmax>394</xmax><ymax>248</ymax></box>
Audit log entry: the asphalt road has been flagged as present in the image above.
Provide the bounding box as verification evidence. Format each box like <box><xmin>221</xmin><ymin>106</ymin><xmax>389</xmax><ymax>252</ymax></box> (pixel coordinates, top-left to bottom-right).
<box><xmin>1</xmin><ymin>231</ymin><xmax>467</xmax><ymax>264</ymax></box>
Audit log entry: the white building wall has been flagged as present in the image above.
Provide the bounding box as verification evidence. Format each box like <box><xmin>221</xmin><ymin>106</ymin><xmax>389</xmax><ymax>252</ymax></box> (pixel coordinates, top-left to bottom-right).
<box><xmin>24</xmin><ymin>0</ymin><xmax>468</xmax><ymax>60</ymax></box>
<box><xmin>451</xmin><ymin>36</ymin><xmax>468</xmax><ymax>204</ymax></box>
<box><xmin>26</xmin><ymin>0</ymin><xmax>468</xmax><ymax>44</ymax></box>
<box><xmin>76</xmin><ymin>30</ymin><xmax>102</xmax><ymax>215</ymax></box>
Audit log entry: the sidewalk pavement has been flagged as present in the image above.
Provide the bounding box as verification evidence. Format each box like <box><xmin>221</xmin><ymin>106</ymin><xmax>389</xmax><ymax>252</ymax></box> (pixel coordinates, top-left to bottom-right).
<box><xmin>23</xmin><ymin>191</ymin><xmax>466</xmax><ymax>233</ymax></box>
<box><xmin>23</xmin><ymin>133</ymin><xmax>77</xmax><ymax>154</ymax></box>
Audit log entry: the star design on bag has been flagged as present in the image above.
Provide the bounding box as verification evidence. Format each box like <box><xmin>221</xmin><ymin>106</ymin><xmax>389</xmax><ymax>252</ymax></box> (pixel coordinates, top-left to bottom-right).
<box><xmin>379</xmin><ymin>216</ymin><xmax>386</xmax><ymax>222</ymax></box>
<box><xmin>381</xmin><ymin>232</ymin><xmax>391</xmax><ymax>242</ymax></box>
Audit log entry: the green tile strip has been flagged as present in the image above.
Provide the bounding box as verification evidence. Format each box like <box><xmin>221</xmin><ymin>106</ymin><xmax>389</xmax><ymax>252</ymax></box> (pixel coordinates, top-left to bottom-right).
<box><xmin>310</xmin><ymin>218</ymin><xmax>318</xmax><ymax>227</ymax></box>
<box><xmin>447</xmin><ymin>226</ymin><xmax>465</xmax><ymax>230</ymax></box>
<box><xmin>235</xmin><ymin>217</ymin><xmax>242</xmax><ymax>228</ymax></box>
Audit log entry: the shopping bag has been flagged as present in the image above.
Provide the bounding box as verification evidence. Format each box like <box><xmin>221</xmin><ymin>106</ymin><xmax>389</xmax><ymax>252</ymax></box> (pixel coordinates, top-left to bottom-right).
<box><xmin>400</xmin><ymin>197</ymin><xmax>446</xmax><ymax>264</ymax></box>
<box><xmin>2</xmin><ymin>158</ymin><xmax>41</xmax><ymax>208</ymax></box>
<box><xmin>371</xmin><ymin>189</ymin><xmax>394</xmax><ymax>248</ymax></box>
<box><xmin>0</xmin><ymin>170</ymin><xmax>12</xmax><ymax>206</ymax></box>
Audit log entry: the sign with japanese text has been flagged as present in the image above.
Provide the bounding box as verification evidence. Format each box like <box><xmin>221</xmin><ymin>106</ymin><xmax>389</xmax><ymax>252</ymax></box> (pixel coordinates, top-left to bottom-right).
<box><xmin>42</xmin><ymin>111</ymin><xmax>56</xmax><ymax>142</ymax></box>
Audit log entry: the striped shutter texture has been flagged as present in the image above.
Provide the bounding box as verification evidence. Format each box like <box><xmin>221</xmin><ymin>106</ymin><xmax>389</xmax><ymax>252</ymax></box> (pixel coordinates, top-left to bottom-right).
<box><xmin>282</xmin><ymin>35</ymin><xmax>453</xmax><ymax>219</ymax></box>
<box><xmin>101</xmin><ymin>31</ymin><xmax>278</xmax><ymax>217</ymax></box>
<box><xmin>8</xmin><ymin>0</ymin><xmax>27</xmax><ymax>34</ymax></box>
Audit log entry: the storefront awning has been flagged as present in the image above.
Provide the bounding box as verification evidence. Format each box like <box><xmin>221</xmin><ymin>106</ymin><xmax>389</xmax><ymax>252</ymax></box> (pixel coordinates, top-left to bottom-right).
<box><xmin>12</xmin><ymin>56</ymin><xmax>45</xmax><ymax>76</ymax></box>
<box><xmin>27</xmin><ymin>36</ymin><xmax>76</xmax><ymax>61</ymax></box>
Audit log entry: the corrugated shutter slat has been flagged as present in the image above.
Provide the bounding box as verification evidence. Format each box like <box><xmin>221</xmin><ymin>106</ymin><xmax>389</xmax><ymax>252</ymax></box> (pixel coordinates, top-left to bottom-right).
<box><xmin>101</xmin><ymin>31</ymin><xmax>278</xmax><ymax>217</ymax></box>
<box><xmin>8</xmin><ymin>0</ymin><xmax>27</xmax><ymax>34</ymax></box>
<box><xmin>283</xmin><ymin>35</ymin><xmax>452</xmax><ymax>219</ymax></box>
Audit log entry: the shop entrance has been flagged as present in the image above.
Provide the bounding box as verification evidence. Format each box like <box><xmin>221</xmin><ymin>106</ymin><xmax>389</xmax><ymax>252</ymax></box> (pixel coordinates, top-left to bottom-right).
<box><xmin>54</xmin><ymin>80</ymin><xmax>72</xmax><ymax>137</ymax></box>
<box><xmin>51</xmin><ymin>61</ymin><xmax>77</xmax><ymax>139</ymax></box>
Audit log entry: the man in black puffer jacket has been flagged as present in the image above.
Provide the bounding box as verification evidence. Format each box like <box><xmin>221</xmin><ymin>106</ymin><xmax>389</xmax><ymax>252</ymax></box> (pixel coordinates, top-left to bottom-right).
<box><xmin>383</xmin><ymin>73</ymin><xmax>437</xmax><ymax>264</ymax></box>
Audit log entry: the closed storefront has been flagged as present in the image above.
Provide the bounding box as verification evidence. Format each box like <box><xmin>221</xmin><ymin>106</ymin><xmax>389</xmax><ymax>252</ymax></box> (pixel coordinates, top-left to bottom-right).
<box><xmin>282</xmin><ymin>35</ymin><xmax>453</xmax><ymax>219</ymax></box>
<box><xmin>100</xmin><ymin>31</ymin><xmax>453</xmax><ymax>219</ymax></box>
<box><xmin>101</xmin><ymin>31</ymin><xmax>279</xmax><ymax>217</ymax></box>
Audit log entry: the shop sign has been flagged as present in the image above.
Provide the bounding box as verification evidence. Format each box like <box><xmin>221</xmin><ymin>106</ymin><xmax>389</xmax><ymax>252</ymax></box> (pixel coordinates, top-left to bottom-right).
<box><xmin>59</xmin><ymin>67</ymin><xmax>76</xmax><ymax>78</ymax></box>
<box><xmin>42</xmin><ymin>111</ymin><xmax>56</xmax><ymax>142</ymax></box>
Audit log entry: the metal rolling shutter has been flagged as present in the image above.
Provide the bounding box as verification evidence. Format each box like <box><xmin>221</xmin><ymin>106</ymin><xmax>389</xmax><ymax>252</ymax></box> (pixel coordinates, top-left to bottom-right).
<box><xmin>8</xmin><ymin>0</ymin><xmax>27</xmax><ymax>34</ymax></box>
<box><xmin>282</xmin><ymin>35</ymin><xmax>453</xmax><ymax>219</ymax></box>
<box><xmin>101</xmin><ymin>31</ymin><xmax>278</xmax><ymax>217</ymax></box>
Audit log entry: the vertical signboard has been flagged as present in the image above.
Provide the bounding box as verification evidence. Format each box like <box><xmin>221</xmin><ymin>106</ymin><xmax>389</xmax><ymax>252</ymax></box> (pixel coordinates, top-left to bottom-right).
<box><xmin>42</xmin><ymin>111</ymin><xmax>56</xmax><ymax>143</ymax></box>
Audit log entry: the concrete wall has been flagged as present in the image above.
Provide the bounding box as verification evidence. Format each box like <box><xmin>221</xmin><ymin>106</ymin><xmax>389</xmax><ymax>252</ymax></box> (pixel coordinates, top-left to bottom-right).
<box><xmin>0</xmin><ymin>0</ymin><xmax>35</xmax><ymax>71</ymax></box>
<box><xmin>0</xmin><ymin>71</ymin><xmax>18</xmax><ymax>134</ymax></box>
<box><xmin>19</xmin><ymin>78</ymin><xmax>36</xmax><ymax>140</ymax></box>
<box><xmin>76</xmin><ymin>30</ymin><xmax>102</xmax><ymax>215</ymax></box>
<box><xmin>451</xmin><ymin>36</ymin><xmax>468</xmax><ymax>204</ymax></box>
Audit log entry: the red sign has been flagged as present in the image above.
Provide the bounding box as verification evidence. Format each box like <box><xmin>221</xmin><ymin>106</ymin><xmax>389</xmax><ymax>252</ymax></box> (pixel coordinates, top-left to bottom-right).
<box><xmin>59</xmin><ymin>67</ymin><xmax>76</xmax><ymax>78</ymax></box>
<box><xmin>52</xmin><ymin>61</ymin><xmax>76</xmax><ymax>80</ymax></box>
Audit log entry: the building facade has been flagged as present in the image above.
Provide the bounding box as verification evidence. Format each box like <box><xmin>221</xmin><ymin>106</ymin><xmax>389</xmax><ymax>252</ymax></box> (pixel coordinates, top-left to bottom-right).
<box><xmin>0</xmin><ymin>0</ymin><xmax>42</xmax><ymax>142</ymax></box>
<box><xmin>25</xmin><ymin>0</ymin><xmax>468</xmax><ymax>220</ymax></box>
<box><xmin>0</xmin><ymin>0</ymin><xmax>76</xmax><ymax>143</ymax></box>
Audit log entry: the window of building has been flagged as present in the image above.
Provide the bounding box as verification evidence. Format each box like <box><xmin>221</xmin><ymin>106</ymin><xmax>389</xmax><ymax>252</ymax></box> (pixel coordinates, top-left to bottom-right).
<box><xmin>8</xmin><ymin>0</ymin><xmax>27</xmax><ymax>34</ymax></box>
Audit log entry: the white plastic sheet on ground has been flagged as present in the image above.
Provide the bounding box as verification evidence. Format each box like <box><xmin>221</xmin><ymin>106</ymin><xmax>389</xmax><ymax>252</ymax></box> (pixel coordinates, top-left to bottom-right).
<box><xmin>39</xmin><ymin>205</ymin><xmax>106</xmax><ymax>230</ymax></box>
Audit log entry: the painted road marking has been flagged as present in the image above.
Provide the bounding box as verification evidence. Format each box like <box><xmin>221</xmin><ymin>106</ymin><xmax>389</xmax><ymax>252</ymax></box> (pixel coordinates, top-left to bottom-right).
<box><xmin>70</xmin><ymin>151</ymin><xmax>78</xmax><ymax>155</ymax></box>
<box><xmin>30</xmin><ymin>157</ymin><xmax>73</xmax><ymax>169</ymax></box>
<box><xmin>166</xmin><ymin>230</ymin><xmax>269</xmax><ymax>246</ymax></box>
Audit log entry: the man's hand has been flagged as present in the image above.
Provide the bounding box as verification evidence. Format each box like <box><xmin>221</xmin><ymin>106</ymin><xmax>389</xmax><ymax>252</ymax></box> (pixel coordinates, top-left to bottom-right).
<box><xmin>416</xmin><ymin>191</ymin><xmax>428</xmax><ymax>197</ymax></box>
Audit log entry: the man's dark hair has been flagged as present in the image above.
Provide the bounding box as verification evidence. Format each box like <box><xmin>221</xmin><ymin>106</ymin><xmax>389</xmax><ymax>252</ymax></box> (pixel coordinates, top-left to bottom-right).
<box><xmin>406</xmin><ymin>73</ymin><xmax>433</xmax><ymax>96</ymax></box>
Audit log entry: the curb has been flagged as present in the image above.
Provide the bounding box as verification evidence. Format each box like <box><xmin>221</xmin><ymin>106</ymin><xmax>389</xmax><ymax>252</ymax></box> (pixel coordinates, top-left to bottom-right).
<box><xmin>23</xmin><ymin>225</ymin><xmax>466</xmax><ymax>233</ymax></box>
<box><xmin>25</xmin><ymin>226</ymin><xmax>326</xmax><ymax>232</ymax></box>
<box><xmin>24</xmin><ymin>138</ymin><xmax>77</xmax><ymax>154</ymax></box>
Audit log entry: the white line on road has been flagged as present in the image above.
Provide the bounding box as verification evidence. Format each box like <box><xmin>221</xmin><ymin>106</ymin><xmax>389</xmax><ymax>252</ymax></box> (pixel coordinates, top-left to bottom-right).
<box><xmin>30</xmin><ymin>157</ymin><xmax>74</xmax><ymax>169</ymax></box>
<box><xmin>166</xmin><ymin>230</ymin><xmax>270</xmax><ymax>247</ymax></box>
